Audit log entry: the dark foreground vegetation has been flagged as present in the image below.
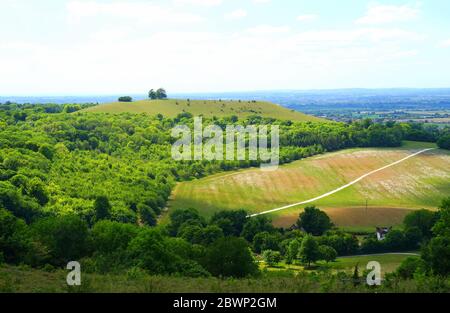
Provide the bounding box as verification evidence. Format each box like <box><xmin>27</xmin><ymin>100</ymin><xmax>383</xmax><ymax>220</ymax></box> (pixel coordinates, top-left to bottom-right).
<box><xmin>1</xmin><ymin>102</ymin><xmax>449</xmax><ymax>292</ymax></box>
<box><xmin>1</xmin><ymin>198</ymin><xmax>449</xmax><ymax>292</ymax></box>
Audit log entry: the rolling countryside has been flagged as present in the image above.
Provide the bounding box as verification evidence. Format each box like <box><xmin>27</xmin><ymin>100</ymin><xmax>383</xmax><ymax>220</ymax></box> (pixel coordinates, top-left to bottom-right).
<box><xmin>170</xmin><ymin>141</ymin><xmax>450</xmax><ymax>230</ymax></box>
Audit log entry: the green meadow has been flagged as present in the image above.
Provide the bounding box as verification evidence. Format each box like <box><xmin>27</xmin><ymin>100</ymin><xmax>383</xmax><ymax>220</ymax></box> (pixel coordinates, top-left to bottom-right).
<box><xmin>260</xmin><ymin>253</ymin><xmax>418</xmax><ymax>278</ymax></box>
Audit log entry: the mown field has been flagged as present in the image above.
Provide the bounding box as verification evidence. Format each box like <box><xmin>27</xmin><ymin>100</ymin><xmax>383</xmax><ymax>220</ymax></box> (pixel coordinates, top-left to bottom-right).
<box><xmin>84</xmin><ymin>99</ymin><xmax>324</xmax><ymax>122</ymax></box>
<box><xmin>170</xmin><ymin>141</ymin><xmax>450</xmax><ymax>230</ymax></box>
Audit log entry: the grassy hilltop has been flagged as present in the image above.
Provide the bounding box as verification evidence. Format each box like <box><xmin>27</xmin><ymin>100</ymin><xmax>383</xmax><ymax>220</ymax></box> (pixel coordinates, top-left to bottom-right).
<box><xmin>84</xmin><ymin>99</ymin><xmax>324</xmax><ymax>122</ymax></box>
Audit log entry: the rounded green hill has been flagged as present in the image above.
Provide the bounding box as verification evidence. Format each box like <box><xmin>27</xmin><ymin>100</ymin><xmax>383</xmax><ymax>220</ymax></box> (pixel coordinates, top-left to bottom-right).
<box><xmin>83</xmin><ymin>99</ymin><xmax>324</xmax><ymax>122</ymax></box>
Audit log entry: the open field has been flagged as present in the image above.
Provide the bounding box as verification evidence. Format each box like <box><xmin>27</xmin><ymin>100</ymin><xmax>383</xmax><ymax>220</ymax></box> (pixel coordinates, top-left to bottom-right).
<box><xmin>261</xmin><ymin>253</ymin><xmax>418</xmax><ymax>278</ymax></box>
<box><xmin>83</xmin><ymin>99</ymin><xmax>324</xmax><ymax>122</ymax></box>
<box><xmin>170</xmin><ymin>141</ymin><xmax>450</xmax><ymax>229</ymax></box>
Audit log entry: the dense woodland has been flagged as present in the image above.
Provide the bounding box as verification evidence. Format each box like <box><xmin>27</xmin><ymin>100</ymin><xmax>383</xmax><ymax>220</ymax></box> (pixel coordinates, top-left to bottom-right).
<box><xmin>0</xmin><ymin>102</ymin><xmax>449</xmax><ymax>286</ymax></box>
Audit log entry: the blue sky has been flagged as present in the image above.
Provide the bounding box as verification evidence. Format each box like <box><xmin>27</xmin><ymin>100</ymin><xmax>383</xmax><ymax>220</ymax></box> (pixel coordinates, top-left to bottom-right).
<box><xmin>1</xmin><ymin>0</ymin><xmax>450</xmax><ymax>95</ymax></box>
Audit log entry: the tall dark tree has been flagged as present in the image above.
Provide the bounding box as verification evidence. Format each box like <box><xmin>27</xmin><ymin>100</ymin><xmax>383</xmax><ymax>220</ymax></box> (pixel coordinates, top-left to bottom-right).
<box><xmin>297</xmin><ymin>206</ymin><xmax>333</xmax><ymax>236</ymax></box>
<box><xmin>437</xmin><ymin>134</ymin><xmax>450</xmax><ymax>150</ymax></box>
<box><xmin>156</xmin><ymin>88</ymin><xmax>168</xmax><ymax>99</ymax></box>
<box><xmin>403</xmin><ymin>209</ymin><xmax>438</xmax><ymax>239</ymax></box>
<box><xmin>202</xmin><ymin>237</ymin><xmax>258</xmax><ymax>278</ymax></box>
<box><xmin>298</xmin><ymin>235</ymin><xmax>320</xmax><ymax>267</ymax></box>
<box><xmin>148</xmin><ymin>89</ymin><xmax>157</xmax><ymax>100</ymax></box>
<box><xmin>94</xmin><ymin>196</ymin><xmax>112</xmax><ymax>221</ymax></box>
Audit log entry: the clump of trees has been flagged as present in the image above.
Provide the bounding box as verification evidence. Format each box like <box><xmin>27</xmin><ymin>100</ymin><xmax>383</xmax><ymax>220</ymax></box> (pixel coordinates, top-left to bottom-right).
<box><xmin>148</xmin><ymin>88</ymin><xmax>167</xmax><ymax>100</ymax></box>
<box><xmin>118</xmin><ymin>96</ymin><xmax>133</xmax><ymax>102</ymax></box>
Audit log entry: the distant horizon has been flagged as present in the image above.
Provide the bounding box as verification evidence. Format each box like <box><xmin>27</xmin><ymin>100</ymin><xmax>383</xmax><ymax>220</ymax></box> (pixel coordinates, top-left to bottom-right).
<box><xmin>2</xmin><ymin>87</ymin><xmax>450</xmax><ymax>98</ymax></box>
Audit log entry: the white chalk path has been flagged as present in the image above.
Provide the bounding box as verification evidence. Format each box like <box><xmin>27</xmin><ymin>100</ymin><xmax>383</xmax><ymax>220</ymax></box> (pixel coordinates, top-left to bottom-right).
<box><xmin>249</xmin><ymin>148</ymin><xmax>435</xmax><ymax>218</ymax></box>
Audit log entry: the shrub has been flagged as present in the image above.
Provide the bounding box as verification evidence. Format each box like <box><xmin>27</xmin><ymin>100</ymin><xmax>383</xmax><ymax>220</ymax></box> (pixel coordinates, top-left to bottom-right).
<box><xmin>318</xmin><ymin>245</ymin><xmax>337</xmax><ymax>263</ymax></box>
<box><xmin>396</xmin><ymin>257</ymin><xmax>426</xmax><ymax>279</ymax></box>
<box><xmin>262</xmin><ymin>250</ymin><xmax>282</xmax><ymax>267</ymax></box>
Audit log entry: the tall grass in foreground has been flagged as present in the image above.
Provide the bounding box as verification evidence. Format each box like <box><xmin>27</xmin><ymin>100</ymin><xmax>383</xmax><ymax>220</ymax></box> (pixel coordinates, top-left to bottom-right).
<box><xmin>1</xmin><ymin>265</ymin><xmax>448</xmax><ymax>293</ymax></box>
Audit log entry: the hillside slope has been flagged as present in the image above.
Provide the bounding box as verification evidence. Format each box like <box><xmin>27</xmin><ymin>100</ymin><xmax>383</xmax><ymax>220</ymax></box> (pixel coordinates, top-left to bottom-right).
<box><xmin>169</xmin><ymin>141</ymin><xmax>450</xmax><ymax>230</ymax></box>
<box><xmin>84</xmin><ymin>99</ymin><xmax>324</xmax><ymax>122</ymax></box>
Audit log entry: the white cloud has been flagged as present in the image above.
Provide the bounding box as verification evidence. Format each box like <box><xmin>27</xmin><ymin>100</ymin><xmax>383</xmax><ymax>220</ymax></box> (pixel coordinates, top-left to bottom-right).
<box><xmin>356</xmin><ymin>4</ymin><xmax>420</xmax><ymax>25</ymax></box>
<box><xmin>438</xmin><ymin>39</ymin><xmax>450</xmax><ymax>48</ymax></box>
<box><xmin>252</xmin><ymin>0</ymin><xmax>271</xmax><ymax>4</ymax></box>
<box><xmin>244</xmin><ymin>25</ymin><xmax>290</xmax><ymax>35</ymax></box>
<box><xmin>290</xmin><ymin>28</ymin><xmax>422</xmax><ymax>45</ymax></box>
<box><xmin>173</xmin><ymin>0</ymin><xmax>223</xmax><ymax>6</ymax></box>
<box><xmin>297</xmin><ymin>14</ymin><xmax>318</xmax><ymax>22</ymax></box>
<box><xmin>0</xmin><ymin>25</ymin><xmax>426</xmax><ymax>94</ymax></box>
<box><xmin>67</xmin><ymin>1</ymin><xmax>203</xmax><ymax>24</ymax></box>
<box><xmin>0</xmin><ymin>1</ymin><xmax>429</xmax><ymax>94</ymax></box>
<box><xmin>225</xmin><ymin>9</ymin><xmax>247</xmax><ymax>20</ymax></box>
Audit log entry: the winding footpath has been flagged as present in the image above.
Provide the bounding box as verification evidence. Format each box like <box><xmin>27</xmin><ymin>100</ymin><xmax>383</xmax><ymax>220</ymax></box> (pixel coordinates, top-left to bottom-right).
<box><xmin>249</xmin><ymin>148</ymin><xmax>436</xmax><ymax>218</ymax></box>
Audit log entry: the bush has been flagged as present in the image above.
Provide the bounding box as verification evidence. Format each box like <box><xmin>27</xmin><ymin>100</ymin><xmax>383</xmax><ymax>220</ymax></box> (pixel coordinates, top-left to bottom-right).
<box><xmin>262</xmin><ymin>250</ymin><xmax>282</xmax><ymax>267</ymax></box>
<box><xmin>396</xmin><ymin>257</ymin><xmax>426</xmax><ymax>279</ymax></box>
<box><xmin>318</xmin><ymin>245</ymin><xmax>337</xmax><ymax>263</ymax></box>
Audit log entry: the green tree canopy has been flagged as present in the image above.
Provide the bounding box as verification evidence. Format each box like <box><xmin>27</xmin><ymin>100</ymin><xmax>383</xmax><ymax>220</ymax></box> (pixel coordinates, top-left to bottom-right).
<box><xmin>298</xmin><ymin>235</ymin><xmax>320</xmax><ymax>267</ymax></box>
<box><xmin>202</xmin><ymin>237</ymin><xmax>258</xmax><ymax>278</ymax></box>
<box><xmin>297</xmin><ymin>206</ymin><xmax>333</xmax><ymax>236</ymax></box>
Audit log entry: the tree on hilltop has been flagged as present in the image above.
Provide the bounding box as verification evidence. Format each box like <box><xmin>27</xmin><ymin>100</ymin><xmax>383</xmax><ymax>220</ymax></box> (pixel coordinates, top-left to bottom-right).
<box><xmin>148</xmin><ymin>88</ymin><xmax>168</xmax><ymax>100</ymax></box>
<box><xmin>148</xmin><ymin>89</ymin><xmax>157</xmax><ymax>100</ymax></box>
<box><xmin>156</xmin><ymin>88</ymin><xmax>167</xmax><ymax>99</ymax></box>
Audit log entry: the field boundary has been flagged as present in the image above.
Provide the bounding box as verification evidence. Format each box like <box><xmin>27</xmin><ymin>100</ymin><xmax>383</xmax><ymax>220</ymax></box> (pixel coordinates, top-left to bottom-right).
<box><xmin>249</xmin><ymin>148</ymin><xmax>436</xmax><ymax>217</ymax></box>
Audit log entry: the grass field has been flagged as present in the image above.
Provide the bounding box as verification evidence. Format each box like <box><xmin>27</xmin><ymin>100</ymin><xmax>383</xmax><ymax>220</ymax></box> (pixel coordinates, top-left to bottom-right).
<box><xmin>169</xmin><ymin>141</ymin><xmax>450</xmax><ymax>230</ymax></box>
<box><xmin>83</xmin><ymin>99</ymin><xmax>324</xmax><ymax>122</ymax></box>
<box><xmin>261</xmin><ymin>253</ymin><xmax>418</xmax><ymax>278</ymax></box>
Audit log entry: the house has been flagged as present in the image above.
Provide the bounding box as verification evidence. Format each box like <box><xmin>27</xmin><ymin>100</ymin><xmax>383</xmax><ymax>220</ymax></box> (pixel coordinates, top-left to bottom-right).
<box><xmin>376</xmin><ymin>227</ymin><xmax>392</xmax><ymax>241</ymax></box>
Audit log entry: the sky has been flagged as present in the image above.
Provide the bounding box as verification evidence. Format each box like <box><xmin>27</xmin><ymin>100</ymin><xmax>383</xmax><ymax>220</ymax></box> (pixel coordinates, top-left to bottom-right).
<box><xmin>1</xmin><ymin>0</ymin><xmax>450</xmax><ymax>95</ymax></box>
